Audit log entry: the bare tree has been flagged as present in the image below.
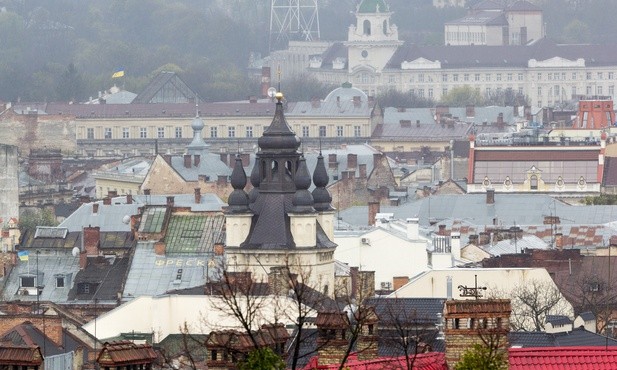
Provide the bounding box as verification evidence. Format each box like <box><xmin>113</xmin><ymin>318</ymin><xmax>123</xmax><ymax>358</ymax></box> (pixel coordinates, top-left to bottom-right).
<box><xmin>507</xmin><ymin>279</ymin><xmax>572</xmax><ymax>331</ymax></box>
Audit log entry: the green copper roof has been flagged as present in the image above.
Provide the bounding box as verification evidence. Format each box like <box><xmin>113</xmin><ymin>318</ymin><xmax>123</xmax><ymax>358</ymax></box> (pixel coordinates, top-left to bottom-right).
<box><xmin>358</xmin><ymin>0</ymin><xmax>388</xmax><ymax>13</ymax></box>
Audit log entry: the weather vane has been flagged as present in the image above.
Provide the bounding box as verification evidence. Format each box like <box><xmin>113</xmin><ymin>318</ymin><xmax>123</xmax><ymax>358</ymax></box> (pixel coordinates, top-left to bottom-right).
<box><xmin>458</xmin><ymin>274</ymin><xmax>487</xmax><ymax>300</ymax></box>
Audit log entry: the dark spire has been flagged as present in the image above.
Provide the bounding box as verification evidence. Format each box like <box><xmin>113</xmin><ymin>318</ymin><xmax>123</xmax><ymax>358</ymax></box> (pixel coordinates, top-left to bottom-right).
<box><xmin>312</xmin><ymin>151</ymin><xmax>333</xmax><ymax>211</ymax></box>
<box><xmin>292</xmin><ymin>156</ymin><xmax>314</xmax><ymax>213</ymax></box>
<box><xmin>258</xmin><ymin>97</ymin><xmax>300</xmax><ymax>152</ymax></box>
<box><xmin>227</xmin><ymin>155</ymin><xmax>249</xmax><ymax>213</ymax></box>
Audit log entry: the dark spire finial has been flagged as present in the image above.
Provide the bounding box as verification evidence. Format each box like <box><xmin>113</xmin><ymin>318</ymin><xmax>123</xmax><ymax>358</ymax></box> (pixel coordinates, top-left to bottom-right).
<box><xmin>313</xmin><ymin>151</ymin><xmax>333</xmax><ymax>212</ymax></box>
<box><xmin>292</xmin><ymin>156</ymin><xmax>315</xmax><ymax>213</ymax></box>
<box><xmin>227</xmin><ymin>155</ymin><xmax>249</xmax><ymax>213</ymax></box>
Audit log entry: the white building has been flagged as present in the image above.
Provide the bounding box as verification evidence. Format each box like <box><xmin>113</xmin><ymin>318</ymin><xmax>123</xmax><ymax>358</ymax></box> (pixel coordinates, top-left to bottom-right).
<box><xmin>297</xmin><ymin>0</ymin><xmax>617</xmax><ymax>108</ymax></box>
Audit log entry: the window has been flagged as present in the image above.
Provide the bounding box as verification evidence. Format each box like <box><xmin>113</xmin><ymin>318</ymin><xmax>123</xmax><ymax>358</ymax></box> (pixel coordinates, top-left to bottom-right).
<box><xmin>486</xmin><ymin>73</ymin><xmax>491</xmax><ymax>82</ymax></box>
<box><xmin>518</xmin><ymin>87</ymin><xmax>524</xmax><ymax>95</ymax></box>
<box><xmin>140</xmin><ymin>128</ymin><xmax>147</xmax><ymax>138</ymax></box>
<box><xmin>56</xmin><ymin>276</ymin><xmax>65</xmax><ymax>288</ymax></box>
<box><xmin>452</xmin><ymin>74</ymin><xmax>458</xmax><ymax>82</ymax></box>
<box><xmin>418</xmin><ymin>89</ymin><xmax>424</xmax><ymax>97</ymax></box>
<box><xmin>302</xmin><ymin>126</ymin><xmax>309</xmax><ymax>137</ymax></box>
<box><xmin>20</xmin><ymin>276</ymin><xmax>35</xmax><ymax>288</ymax></box>
<box><xmin>518</xmin><ymin>73</ymin><xmax>523</xmax><ymax>81</ymax></box>
<box><xmin>336</xmin><ymin>126</ymin><xmax>343</xmax><ymax>137</ymax></box>
<box><xmin>496</xmin><ymin>73</ymin><xmax>502</xmax><ymax>81</ymax></box>
<box><xmin>442</xmin><ymin>88</ymin><xmax>448</xmax><ymax>96</ymax></box>
<box><xmin>87</xmin><ymin>128</ymin><xmax>94</xmax><ymax>139</ymax></box>
<box><xmin>530</xmin><ymin>175</ymin><xmax>538</xmax><ymax>190</ymax></box>
<box><xmin>228</xmin><ymin>126</ymin><xmax>235</xmax><ymax>138</ymax></box>
<box><xmin>210</xmin><ymin>127</ymin><xmax>217</xmax><ymax>138</ymax></box>
<box><xmin>587</xmin><ymin>86</ymin><xmax>593</xmax><ymax>95</ymax></box>
<box><xmin>122</xmin><ymin>128</ymin><xmax>129</xmax><ymax>139</ymax></box>
<box><xmin>475</xmin><ymin>73</ymin><xmax>480</xmax><ymax>81</ymax></box>
<box><xmin>610</xmin><ymin>72</ymin><xmax>615</xmax><ymax>80</ymax></box>
<box><xmin>610</xmin><ymin>85</ymin><xmax>614</xmax><ymax>96</ymax></box>
<box><xmin>80</xmin><ymin>283</ymin><xmax>90</xmax><ymax>294</ymax></box>
<box><xmin>464</xmin><ymin>73</ymin><xmax>469</xmax><ymax>82</ymax></box>
<box><xmin>598</xmin><ymin>72</ymin><xmax>604</xmax><ymax>79</ymax></box>
<box><xmin>572</xmin><ymin>72</ymin><xmax>577</xmax><ymax>80</ymax></box>
<box><xmin>548</xmin><ymin>73</ymin><xmax>553</xmax><ymax>81</ymax></box>
<box><xmin>538</xmin><ymin>87</ymin><xmax>542</xmax><ymax>97</ymax></box>
<box><xmin>246</xmin><ymin>126</ymin><xmax>253</xmax><ymax>138</ymax></box>
<box><xmin>597</xmin><ymin>86</ymin><xmax>603</xmax><ymax>95</ymax></box>
<box><xmin>354</xmin><ymin>126</ymin><xmax>361</xmax><ymax>137</ymax></box>
<box><xmin>428</xmin><ymin>88</ymin><xmax>433</xmax><ymax>98</ymax></box>
<box><xmin>157</xmin><ymin>127</ymin><xmax>165</xmax><ymax>138</ymax></box>
<box><xmin>572</xmin><ymin>86</ymin><xmax>577</xmax><ymax>96</ymax></box>
<box><xmin>442</xmin><ymin>74</ymin><xmax>448</xmax><ymax>82</ymax></box>
<box><xmin>587</xmin><ymin>72</ymin><xmax>592</xmax><ymax>80</ymax></box>
<box><xmin>562</xmin><ymin>72</ymin><xmax>566</xmax><ymax>80</ymax></box>
<box><xmin>319</xmin><ymin>126</ymin><xmax>326</xmax><ymax>137</ymax></box>
<box><xmin>361</xmin><ymin>73</ymin><xmax>369</xmax><ymax>83</ymax></box>
<box><xmin>554</xmin><ymin>85</ymin><xmax>560</xmax><ymax>97</ymax></box>
<box><xmin>418</xmin><ymin>74</ymin><xmax>424</xmax><ymax>83</ymax></box>
<box><xmin>537</xmin><ymin>73</ymin><xmax>542</xmax><ymax>80</ymax></box>
<box><xmin>175</xmin><ymin>127</ymin><xmax>182</xmax><ymax>138</ymax></box>
<box><xmin>104</xmin><ymin>128</ymin><xmax>112</xmax><ymax>139</ymax></box>
<box><xmin>507</xmin><ymin>73</ymin><xmax>513</xmax><ymax>81</ymax></box>
<box><xmin>388</xmin><ymin>75</ymin><xmax>396</xmax><ymax>83</ymax></box>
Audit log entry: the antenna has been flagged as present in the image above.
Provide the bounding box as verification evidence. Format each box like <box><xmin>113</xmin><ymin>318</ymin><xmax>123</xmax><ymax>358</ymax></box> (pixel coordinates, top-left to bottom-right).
<box><xmin>269</xmin><ymin>0</ymin><xmax>320</xmax><ymax>51</ymax></box>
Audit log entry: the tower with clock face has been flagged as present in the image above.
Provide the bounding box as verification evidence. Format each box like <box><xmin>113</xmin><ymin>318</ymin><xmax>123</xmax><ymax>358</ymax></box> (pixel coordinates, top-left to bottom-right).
<box><xmin>345</xmin><ymin>0</ymin><xmax>403</xmax><ymax>92</ymax></box>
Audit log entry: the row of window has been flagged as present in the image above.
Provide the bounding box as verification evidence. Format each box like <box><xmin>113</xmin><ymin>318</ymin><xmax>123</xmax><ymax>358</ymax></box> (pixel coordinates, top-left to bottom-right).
<box><xmin>537</xmin><ymin>85</ymin><xmax>615</xmax><ymax>98</ymax></box>
<box><xmin>388</xmin><ymin>71</ymin><xmax>617</xmax><ymax>85</ymax></box>
<box><xmin>86</xmin><ymin>125</ymin><xmax>364</xmax><ymax>140</ymax></box>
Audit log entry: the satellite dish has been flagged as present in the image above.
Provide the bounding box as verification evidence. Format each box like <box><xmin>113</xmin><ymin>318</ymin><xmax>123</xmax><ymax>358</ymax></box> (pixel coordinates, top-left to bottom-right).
<box><xmin>122</xmin><ymin>215</ymin><xmax>131</xmax><ymax>224</ymax></box>
<box><xmin>71</xmin><ymin>247</ymin><xmax>80</xmax><ymax>257</ymax></box>
<box><xmin>267</xmin><ymin>87</ymin><xmax>277</xmax><ymax>98</ymax></box>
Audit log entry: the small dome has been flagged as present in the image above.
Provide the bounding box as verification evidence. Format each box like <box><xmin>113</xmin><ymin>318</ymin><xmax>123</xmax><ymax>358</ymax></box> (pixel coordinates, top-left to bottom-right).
<box><xmin>191</xmin><ymin>116</ymin><xmax>204</xmax><ymax>131</ymax></box>
<box><xmin>358</xmin><ymin>0</ymin><xmax>389</xmax><ymax>13</ymax></box>
<box><xmin>324</xmin><ymin>83</ymin><xmax>368</xmax><ymax>103</ymax></box>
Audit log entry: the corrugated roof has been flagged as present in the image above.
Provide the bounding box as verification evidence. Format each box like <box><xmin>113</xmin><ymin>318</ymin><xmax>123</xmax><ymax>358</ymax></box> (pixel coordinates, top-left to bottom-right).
<box><xmin>509</xmin><ymin>346</ymin><xmax>617</xmax><ymax>369</ymax></box>
<box><xmin>97</xmin><ymin>341</ymin><xmax>157</xmax><ymax>366</ymax></box>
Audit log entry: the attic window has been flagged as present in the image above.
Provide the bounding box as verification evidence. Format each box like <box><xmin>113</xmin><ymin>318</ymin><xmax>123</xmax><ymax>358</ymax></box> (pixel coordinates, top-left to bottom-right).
<box><xmin>20</xmin><ymin>276</ymin><xmax>35</xmax><ymax>288</ymax></box>
<box><xmin>56</xmin><ymin>276</ymin><xmax>65</xmax><ymax>288</ymax></box>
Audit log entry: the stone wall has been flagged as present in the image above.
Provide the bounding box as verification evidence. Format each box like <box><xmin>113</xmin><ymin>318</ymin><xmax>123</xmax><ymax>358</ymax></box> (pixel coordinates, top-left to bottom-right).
<box><xmin>0</xmin><ymin>112</ymin><xmax>76</xmax><ymax>155</ymax></box>
<box><xmin>0</xmin><ymin>144</ymin><xmax>19</xmax><ymax>222</ymax></box>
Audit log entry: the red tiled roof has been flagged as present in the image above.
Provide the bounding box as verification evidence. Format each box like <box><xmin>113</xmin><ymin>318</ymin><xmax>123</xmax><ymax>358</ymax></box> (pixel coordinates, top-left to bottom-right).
<box><xmin>97</xmin><ymin>341</ymin><xmax>158</xmax><ymax>366</ymax></box>
<box><xmin>0</xmin><ymin>345</ymin><xmax>42</xmax><ymax>365</ymax></box>
<box><xmin>509</xmin><ymin>346</ymin><xmax>617</xmax><ymax>369</ymax></box>
<box><xmin>303</xmin><ymin>352</ymin><xmax>447</xmax><ymax>370</ymax></box>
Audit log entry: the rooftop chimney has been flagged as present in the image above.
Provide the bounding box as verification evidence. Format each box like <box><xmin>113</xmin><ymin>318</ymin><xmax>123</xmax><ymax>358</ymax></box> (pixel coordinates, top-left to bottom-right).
<box><xmin>347</xmin><ymin>153</ymin><xmax>358</xmax><ymax>170</ymax></box>
<box><xmin>368</xmin><ymin>201</ymin><xmax>380</xmax><ymax>226</ymax></box>
<box><xmin>126</xmin><ymin>194</ymin><xmax>133</xmax><ymax>204</ymax></box>
<box><xmin>328</xmin><ymin>153</ymin><xmax>337</xmax><ymax>169</ymax></box>
<box><xmin>92</xmin><ymin>203</ymin><xmax>99</xmax><ymax>214</ymax></box>
<box><xmin>166</xmin><ymin>196</ymin><xmax>175</xmax><ymax>208</ymax></box>
<box><xmin>183</xmin><ymin>154</ymin><xmax>191</xmax><ymax>168</ymax></box>
<box><xmin>406</xmin><ymin>217</ymin><xmax>419</xmax><ymax>240</ymax></box>
<box><xmin>143</xmin><ymin>188</ymin><xmax>151</xmax><ymax>196</ymax></box>
<box><xmin>108</xmin><ymin>190</ymin><xmax>118</xmax><ymax>198</ymax></box>
<box><xmin>193</xmin><ymin>154</ymin><xmax>201</xmax><ymax>167</ymax></box>
<box><xmin>103</xmin><ymin>197</ymin><xmax>111</xmax><ymax>205</ymax></box>
<box><xmin>359</xmin><ymin>163</ymin><xmax>367</xmax><ymax>178</ymax></box>
<box><xmin>83</xmin><ymin>226</ymin><xmax>100</xmax><ymax>257</ymax></box>
<box><xmin>194</xmin><ymin>188</ymin><xmax>202</xmax><ymax>204</ymax></box>
<box><xmin>466</xmin><ymin>105</ymin><xmax>475</xmax><ymax>117</ymax></box>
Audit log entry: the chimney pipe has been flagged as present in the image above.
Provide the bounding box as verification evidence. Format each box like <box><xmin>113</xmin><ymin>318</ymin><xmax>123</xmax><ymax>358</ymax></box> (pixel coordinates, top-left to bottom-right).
<box><xmin>184</xmin><ymin>154</ymin><xmax>191</xmax><ymax>168</ymax></box>
<box><xmin>143</xmin><ymin>188</ymin><xmax>151</xmax><ymax>195</ymax></box>
<box><xmin>166</xmin><ymin>196</ymin><xmax>175</xmax><ymax>208</ymax></box>
<box><xmin>194</xmin><ymin>154</ymin><xmax>201</xmax><ymax>167</ymax></box>
<box><xmin>126</xmin><ymin>194</ymin><xmax>133</xmax><ymax>204</ymax></box>
<box><xmin>92</xmin><ymin>203</ymin><xmax>99</xmax><ymax>214</ymax></box>
<box><xmin>194</xmin><ymin>188</ymin><xmax>202</xmax><ymax>204</ymax></box>
<box><xmin>368</xmin><ymin>201</ymin><xmax>380</xmax><ymax>226</ymax></box>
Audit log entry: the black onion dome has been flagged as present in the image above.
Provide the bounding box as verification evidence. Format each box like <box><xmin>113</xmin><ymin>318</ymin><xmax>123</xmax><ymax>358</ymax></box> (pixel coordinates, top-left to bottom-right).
<box><xmin>312</xmin><ymin>152</ymin><xmax>333</xmax><ymax>211</ymax></box>
<box><xmin>230</xmin><ymin>155</ymin><xmax>247</xmax><ymax>189</ymax></box>
<box><xmin>258</xmin><ymin>101</ymin><xmax>300</xmax><ymax>151</ymax></box>
<box><xmin>227</xmin><ymin>155</ymin><xmax>249</xmax><ymax>213</ymax></box>
<box><xmin>292</xmin><ymin>157</ymin><xmax>315</xmax><ymax>213</ymax></box>
<box><xmin>248</xmin><ymin>161</ymin><xmax>260</xmax><ymax>204</ymax></box>
<box><xmin>312</xmin><ymin>152</ymin><xmax>329</xmax><ymax>188</ymax></box>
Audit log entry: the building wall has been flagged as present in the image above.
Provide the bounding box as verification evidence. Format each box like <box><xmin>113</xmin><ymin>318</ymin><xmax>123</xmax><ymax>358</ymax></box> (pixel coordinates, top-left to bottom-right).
<box><xmin>0</xmin><ymin>144</ymin><xmax>19</xmax><ymax>223</ymax></box>
<box><xmin>507</xmin><ymin>11</ymin><xmax>543</xmax><ymax>44</ymax></box>
<box><xmin>334</xmin><ymin>228</ymin><xmax>429</xmax><ymax>289</ymax></box>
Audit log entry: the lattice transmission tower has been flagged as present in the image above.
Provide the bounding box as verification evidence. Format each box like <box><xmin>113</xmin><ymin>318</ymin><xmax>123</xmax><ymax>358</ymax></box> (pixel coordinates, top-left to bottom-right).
<box><xmin>269</xmin><ymin>0</ymin><xmax>320</xmax><ymax>51</ymax></box>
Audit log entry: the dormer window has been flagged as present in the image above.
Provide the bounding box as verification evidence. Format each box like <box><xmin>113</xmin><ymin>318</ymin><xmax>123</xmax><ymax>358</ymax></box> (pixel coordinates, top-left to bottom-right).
<box><xmin>56</xmin><ymin>276</ymin><xmax>65</xmax><ymax>288</ymax></box>
<box><xmin>363</xmin><ymin>20</ymin><xmax>371</xmax><ymax>35</ymax></box>
<box><xmin>20</xmin><ymin>276</ymin><xmax>35</xmax><ymax>288</ymax></box>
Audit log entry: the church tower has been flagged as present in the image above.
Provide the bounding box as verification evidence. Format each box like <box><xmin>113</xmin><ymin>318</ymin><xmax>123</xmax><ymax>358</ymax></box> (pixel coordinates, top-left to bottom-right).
<box><xmin>345</xmin><ymin>0</ymin><xmax>403</xmax><ymax>77</ymax></box>
<box><xmin>224</xmin><ymin>94</ymin><xmax>337</xmax><ymax>294</ymax></box>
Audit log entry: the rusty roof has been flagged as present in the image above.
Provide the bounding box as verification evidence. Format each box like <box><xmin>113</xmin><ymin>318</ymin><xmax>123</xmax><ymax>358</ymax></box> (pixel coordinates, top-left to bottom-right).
<box><xmin>0</xmin><ymin>344</ymin><xmax>42</xmax><ymax>365</ymax></box>
<box><xmin>97</xmin><ymin>341</ymin><xmax>157</xmax><ymax>366</ymax></box>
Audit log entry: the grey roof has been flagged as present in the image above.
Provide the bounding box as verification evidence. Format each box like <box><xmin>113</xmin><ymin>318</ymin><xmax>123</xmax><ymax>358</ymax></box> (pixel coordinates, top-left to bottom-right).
<box><xmin>1</xmin><ymin>250</ymin><xmax>81</xmax><ymax>303</ymax></box>
<box><xmin>546</xmin><ymin>315</ymin><xmax>572</xmax><ymax>326</ymax></box>
<box><xmin>305</xmin><ymin>144</ymin><xmax>381</xmax><ymax>185</ymax></box>
<box><xmin>446</xmin><ymin>11</ymin><xmax>507</xmax><ymax>26</ymax></box>
<box><xmin>385</xmin><ymin>40</ymin><xmax>617</xmax><ymax>70</ymax></box>
<box><xmin>122</xmin><ymin>242</ymin><xmax>223</xmax><ymax>299</ymax></box>
<box><xmin>508</xmin><ymin>0</ymin><xmax>541</xmax><ymax>12</ymax></box>
<box><xmin>68</xmin><ymin>255</ymin><xmax>130</xmax><ymax>302</ymax></box>
<box><xmin>132</xmin><ymin>71</ymin><xmax>196</xmax><ymax>104</ymax></box>
<box><xmin>169</xmin><ymin>151</ymin><xmax>234</xmax><ymax>181</ymax></box>
<box><xmin>59</xmin><ymin>194</ymin><xmax>226</xmax><ymax>233</ymax></box>
<box><xmin>365</xmin><ymin>297</ymin><xmax>446</xmax><ymax>325</ymax></box>
<box><xmin>102</xmin><ymin>90</ymin><xmax>137</xmax><ymax>104</ymax></box>
<box><xmin>578</xmin><ymin>311</ymin><xmax>596</xmax><ymax>322</ymax></box>
<box><xmin>378</xmin><ymin>120</ymin><xmax>471</xmax><ymax>142</ymax></box>
<box><xmin>509</xmin><ymin>328</ymin><xmax>617</xmax><ymax>348</ymax></box>
<box><xmin>337</xmin><ymin>194</ymin><xmax>617</xmax><ymax>243</ymax></box>
<box><xmin>483</xmin><ymin>235</ymin><xmax>549</xmax><ymax>256</ymax></box>
<box><xmin>287</xmin><ymin>99</ymin><xmax>372</xmax><ymax>118</ymax></box>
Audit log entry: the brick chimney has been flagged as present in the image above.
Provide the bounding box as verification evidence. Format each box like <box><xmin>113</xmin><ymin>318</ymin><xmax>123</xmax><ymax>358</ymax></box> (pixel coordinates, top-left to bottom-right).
<box><xmin>220</xmin><ymin>153</ymin><xmax>228</xmax><ymax>166</ymax></box>
<box><xmin>479</xmin><ymin>232</ymin><xmax>490</xmax><ymax>246</ymax></box>
<box><xmin>393</xmin><ymin>276</ymin><xmax>409</xmax><ymax>291</ymax></box>
<box><xmin>143</xmin><ymin>188</ymin><xmax>151</xmax><ymax>195</ymax></box>
<box><xmin>444</xmin><ymin>299</ymin><xmax>511</xmax><ymax>368</ymax></box>
<box><xmin>240</xmin><ymin>153</ymin><xmax>250</xmax><ymax>167</ymax></box>
<box><xmin>347</xmin><ymin>153</ymin><xmax>358</xmax><ymax>170</ymax></box>
<box><xmin>83</xmin><ymin>226</ymin><xmax>100</xmax><ymax>257</ymax></box>
<box><xmin>373</xmin><ymin>153</ymin><xmax>382</xmax><ymax>168</ymax></box>
<box><xmin>194</xmin><ymin>188</ymin><xmax>202</xmax><ymax>204</ymax></box>
<box><xmin>154</xmin><ymin>241</ymin><xmax>166</xmax><ymax>255</ymax></box>
<box><xmin>108</xmin><ymin>190</ymin><xmax>118</xmax><ymax>198</ymax></box>
<box><xmin>163</xmin><ymin>154</ymin><xmax>172</xmax><ymax>165</ymax></box>
<box><xmin>103</xmin><ymin>197</ymin><xmax>111</xmax><ymax>205</ymax></box>
<box><xmin>166</xmin><ymin>196</ymin><xmax>175</xmax><ymax>208</ymax></box>
<box><xmin>368</xmin><ymin>201</ymin><xmax>380</xmax><ymax>226</ymax></box>
<box><xmin>316</xmin><ymin>311</ymin><xmax>350</xmax><ymax>366</ymax></box>
<box><xmin>92</xmin><ymin>203</ymin><xmax>99</xmax><ymax>214</ymax></box>
<box><xmin>184</xmin><ymin>154</ymin><xmax>191</xmax><ymax>168</ymax></box>
<box><xmin>486</xmin><ymin>189</ymin><xmax>495</xmax><ymax>204</ymax></box>
<box><xmin>359</xmin><ymin>164</ymin><xmax>367</xmax><ymax>178</ymax></box>
<box><xmin>79</xmin><ymin>250</ymin><xmax>88</xmax><ymax>270</ymax></box>
<box><xmin>217</xmin><ymin>175</ymin><xmax>228</xmax><ymax>186</ymax></box>
<box><xmin>555</xmin><ymin>233</ymin><xmax>563</xmax><ymax>249</ymax></box>
<box><xmin>194</xmin><ymin>154</ymin><xmax>201</xmax><ymax>167</ymax></box>
<box><xmin>126</xmin><ymin>194</ymin><xmax>133</xmax><ymax>204</ymax></box>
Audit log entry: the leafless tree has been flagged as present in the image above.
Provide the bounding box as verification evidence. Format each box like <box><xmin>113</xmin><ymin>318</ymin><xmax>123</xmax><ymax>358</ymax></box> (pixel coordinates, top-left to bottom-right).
<box><xmin>506</xmin><ymin>279</ymin><xmax>572</xmax><ymax>331</ymax></box>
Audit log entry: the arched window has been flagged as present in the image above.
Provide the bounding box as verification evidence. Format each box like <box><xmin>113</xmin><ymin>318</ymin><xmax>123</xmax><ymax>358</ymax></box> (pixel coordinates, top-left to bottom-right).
<box><xmin>530</xmin><ymin>175</ymin><xmax>538</xmax><ymax>190</ymax></box>
<box><xmin>363</xmin><ymin>20</ymin><xmax>371</xmax><ymax>35</ymax></box>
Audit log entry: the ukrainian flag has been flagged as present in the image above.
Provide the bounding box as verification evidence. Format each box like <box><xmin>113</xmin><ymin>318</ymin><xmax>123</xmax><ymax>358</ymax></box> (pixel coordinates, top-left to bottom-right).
<box><xmin>18</xmin><ymin>250</ymin><xmax>28</xmax><ymax>261</ymax></box>
<box><xmin>112</xmin><ymin>69</ymin><xmax>125</xmax><ymax>79</ymax></box>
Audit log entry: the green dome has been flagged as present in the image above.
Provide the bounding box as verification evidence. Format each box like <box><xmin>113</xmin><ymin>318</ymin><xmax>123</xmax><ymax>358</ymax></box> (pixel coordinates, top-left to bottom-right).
<box><xmin>358</xmin><ymin>0</ymin><xmax>389</xmax><ymax>13</ymax></box>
